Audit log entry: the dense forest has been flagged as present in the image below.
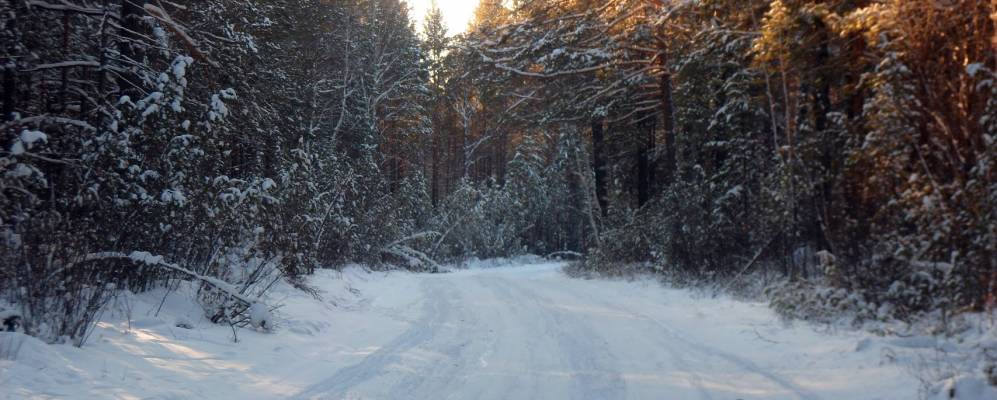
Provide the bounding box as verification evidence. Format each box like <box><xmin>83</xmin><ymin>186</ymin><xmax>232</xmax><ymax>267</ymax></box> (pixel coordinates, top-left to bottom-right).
<box><xmin>1</xmin><ymin>0</ymin><xmax>994</xmax><ymax>345</ymax></box>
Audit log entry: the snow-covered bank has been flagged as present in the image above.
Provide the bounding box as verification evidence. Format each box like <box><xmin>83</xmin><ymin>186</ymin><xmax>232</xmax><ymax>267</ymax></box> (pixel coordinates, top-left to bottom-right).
<box><xmin>0</xmin><ymin>267</ymin><xmax>423</xmax><ymax>399</ymax></box>
<box><xmin>2</xmin><ymin>262</ymin><xmax>994</xmax><ymax>399</ymax></box>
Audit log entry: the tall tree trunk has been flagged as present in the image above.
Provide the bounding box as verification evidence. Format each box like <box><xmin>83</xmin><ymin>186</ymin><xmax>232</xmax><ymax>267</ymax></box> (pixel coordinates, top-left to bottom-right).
<box><xmin>636</xmin><ymin>121</ymin><xmax>652</xmax><ymax>207</ymax></box>
<box><xmin>498</xmin><ymin>130</ymin><xmax>508</xmax><ymax>184</ymax></box>
<box><xmin>658</xmin><ymin>47</ymin><xmax>678</xmax><ymax>263</ymax></box>
<box><xmin>2</xmin><ymin>0</ymin><xmax>17</xmax><ymax>157</ymax></box>
<box><xmin>647</xmin><ymin>118</ymin><xmax>657</xmax><ymax>198</ymax></box>
<box><xmin>119</xmin><ymin>0</ymin><xmax>148</xmax><ymax>98</ymax></box>
<box><xmin>659</xmin><ymin>53</ymin><xmax>676</xmax><ymax>186</ymax></box>
<box><xmin>992</xmin><ymin>0</ymin><xmax>997</xmax><ymax>57</ymax></box>
<box><xmin>59</xmin><ymin>11</ymin><xmax>70</xmax><ymax>113</ymax></box>
<box><xmin>813</xmin><ymin>23</ymin><xmax>834</xmax><ymax>252</ymax></box>
<box><xmin>460</xmin><ymin>119</ymin><xmax>467</xmax><ymax>179</ymax></box>
<box><xmin>2</xmin><ymin>65</ymin><xmax>13</xmax><ymax>121</ymax></box>
<box><xmin>431</xmin><ymin>127</ymin><xmax>440</xmax><ymax>205</ymax></box>
<box><xmin>95</xmin><ymin>0</ymin><xmax>109</xmax><ymax>114</ymax></box>
<box><xmin>591</xmin><ymin>119</ymin><xmax>608</xmax><ymax>216</ymax></box>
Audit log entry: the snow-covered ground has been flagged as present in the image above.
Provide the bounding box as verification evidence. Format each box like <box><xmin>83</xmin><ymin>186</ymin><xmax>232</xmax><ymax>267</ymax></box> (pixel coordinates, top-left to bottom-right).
<box><xmin>2</xmin><ymin>261</ymin><xmax>994</xmax><ymax>399</ymax></box>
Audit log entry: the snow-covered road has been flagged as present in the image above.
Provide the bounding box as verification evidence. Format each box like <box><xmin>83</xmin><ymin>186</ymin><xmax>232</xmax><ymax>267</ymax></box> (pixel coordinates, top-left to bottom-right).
<box><xmin>4</xmin><ymin>261</ymin><xmax>951</xmax><ymax>399</ymax></box>
<box><xmin>292</xmin><ymin>263</ymin><xmax>911</xmax><ymax>400</ymax></box>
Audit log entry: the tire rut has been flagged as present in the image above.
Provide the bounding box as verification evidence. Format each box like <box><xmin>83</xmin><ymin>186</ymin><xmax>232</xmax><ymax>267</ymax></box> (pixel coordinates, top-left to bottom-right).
<box><xmin>581</xmin><ymin>279</ymin><xmax>822</xmax><ymax>400</ymax></box>
<box><xmin>291</xmin><ymin>278</ymin><xmax>459</xmax><ymax>400</ymax></box>
<box><xmin>488</xmin><ymin>275</ymin><xmax>627</xmax><ymax>400</ymax></box>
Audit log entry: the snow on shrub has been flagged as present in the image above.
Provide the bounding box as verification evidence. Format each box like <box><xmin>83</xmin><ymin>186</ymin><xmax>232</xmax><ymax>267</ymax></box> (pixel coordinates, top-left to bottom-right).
<box><xmin>248</xmin><ymin>302</ymin><xmax>272</xmax><ymax>330</ymax></box>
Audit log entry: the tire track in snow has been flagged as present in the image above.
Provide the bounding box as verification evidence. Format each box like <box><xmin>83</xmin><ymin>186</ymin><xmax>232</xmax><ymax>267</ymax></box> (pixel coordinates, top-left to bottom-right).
<box><xmin>573</xmin><ymin>277</ymin><xmax>822</xmax><ymax>400</ymax></box>
<box><xmin>291</xmin><ymin>265</ymin><xmax>818</xmax><ymax>400</ymax></box>
<box><xmin>513</xmin><ymin>275</ymin><xmax>714</xmax><ymax>400</ymax></box>
<box><xmin>467</xmin><ymin>274</ymin><xmax>548</xmax><ymax>399</ymax></box>
<box><xmin>290</xmin><ymin>277</ymin><xmax>458</xmax><ymax>400</ymax></box>
<box><xmin>384</xmin><ymin>277</ymin><xmax>491</xmax><ymax>400</ymax></box>
<box><xmin>657</xmin><ymin>316</ymin><xmax>820</xmax><ymax>400</ymax></box>
<box><xmin>487</xmin><ymin>275</ymin><xmax>628</xmax><ymax>400</ymax></box>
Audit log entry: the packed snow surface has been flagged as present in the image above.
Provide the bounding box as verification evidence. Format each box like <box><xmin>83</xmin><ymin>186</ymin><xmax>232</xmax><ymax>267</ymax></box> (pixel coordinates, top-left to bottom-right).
<box><xmin>2</xmin><ymin>262</ymin><xmax>994</xmax><ymax>399</ymax></box>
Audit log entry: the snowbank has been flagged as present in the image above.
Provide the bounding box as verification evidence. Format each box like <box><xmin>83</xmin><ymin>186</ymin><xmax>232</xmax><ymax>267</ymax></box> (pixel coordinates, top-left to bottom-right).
<box><xmin>0</xmin><ymin>267</ymin><xmax>420</xmax><ymax>399</ymax></box>
<box><xmin>2</xmin><ymin>261</ymin><xmax>994</xmax><ymax>399</ymax></box>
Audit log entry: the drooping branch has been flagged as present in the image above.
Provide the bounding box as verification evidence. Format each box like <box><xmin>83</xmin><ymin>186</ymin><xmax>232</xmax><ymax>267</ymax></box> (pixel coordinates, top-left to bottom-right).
<box><xmin>143</xmin><ymin>4</ymin><xmax>219</xmax><ymax>67</ymax></box>
<box><xmin>50</xmin><ymin>251</ymin><xmax>262</xmax><ymax>309</ymax></box>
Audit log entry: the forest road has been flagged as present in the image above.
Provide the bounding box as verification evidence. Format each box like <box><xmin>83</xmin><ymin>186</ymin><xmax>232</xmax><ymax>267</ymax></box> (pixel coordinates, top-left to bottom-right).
<box><xmin>291</xmin><ymin>262</ymin><xmax>836</xmax><ymax>400</ymax></box>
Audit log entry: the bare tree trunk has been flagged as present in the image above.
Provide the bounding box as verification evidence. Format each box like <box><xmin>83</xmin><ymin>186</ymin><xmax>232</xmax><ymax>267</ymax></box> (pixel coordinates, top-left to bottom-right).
<box><xmin>637</xmin><ymin>130</ymin><xmax>650</xmax><ymax>206</ymax></box>
<box><xmin>648</xmin><ymin>118</ymin><xmax>656</xmax><ymax>193</ymax></box>
<box><xmin>431</xmin><ymin>127</ymin><xmax>440</xmax><ymax>205</ymax></box>
<box><xmin>591</xmin><ymin>119</ymin><xmax>608</xmax><ymax>216</ymax></box>
<box><xmin>59</xmin><ymin>11</ymin><xmax>70</xmax><ymax>113</ymax></box>
<box><xmin>659</xmin><ymin>52</ymin><xmax>676</xmax><ymax>187</ymax></box>
<box><xmin>118</xmin><ymin>0</ymin><xmax>148</xmax><ymax>98</ymax></box>
<box><xmin>992</xmin><ymin>0</ymin><xmax>997</xmax><ymax>57</ymax></box>
<box><xmin>572</xmin><ymin>134</ymin><xmax>601</xmax><ymax>250</ymax></box>
<box><xmin>2</xmin><ymin>0</ymin><xmax>17</xmax><ymax>155</ymax></box>
<box><xmin>95</xmin><ymin>0</ymin><xmax>110</xmax><ymax>118</ymax></box>
<box><xmin>813</xmin><ymin>24</ymin><xmax>834</xmax><ymax>252</ymax></box>
<box><xmin>636</xmin><ymin>116</ymin><xmax>657</xmax><ymax>207</ymax></box>
<box><xmin>460</xmin><ymin>117</ymin><xmax>467</xmax><ymax>180</ymax></box>
<box><xmin>497</xmin><ymin>130</ymin><xmax>508</xmax><ymax>185</ymax></box>
<box><xmin>658</xmin><ymin>46</ymin><xmax>678</xmax><ymax>264</ymax></box>
<box><xmin>2</xmin><ymin>64</ymin><xmax>12</xmax><ymax>121</ymax></box>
